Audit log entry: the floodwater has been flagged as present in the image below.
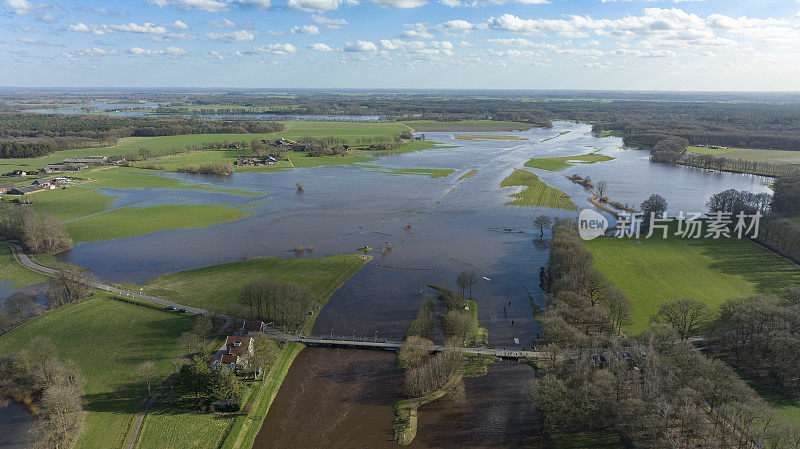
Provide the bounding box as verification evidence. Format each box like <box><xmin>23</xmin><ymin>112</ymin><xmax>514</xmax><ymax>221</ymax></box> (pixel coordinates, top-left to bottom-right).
<box><xmin>0</xmin><ymin>403</ymin><xmax>33</xmax><ymax>449</ymax></box>
<box><xmin>253</xmin><ymin>349</ymin><xmax>540</xmax><ymax>449</ymax></box>
<box><xmin>46</xmin><ymin>121</ymin><xmax>771</xmax><ymax>447</ymax></box>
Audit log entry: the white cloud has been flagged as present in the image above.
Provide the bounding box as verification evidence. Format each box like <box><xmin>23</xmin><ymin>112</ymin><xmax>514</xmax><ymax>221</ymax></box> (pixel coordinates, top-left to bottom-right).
<box><xmin>291</xmin><ymin>24</ymin><xmax>320</xmax><ymax>35</ymax></box>
<box><xmin>236</xmin><ymin>0</ymin><xmax>271</xmax><ymax>9</ymax></box>
<box><xmin>173</xmin><ymin>20</ymin><xmax>189</xmax><ymax>30</ymax></box>
<box><xmin>611</xmin><ymin>48</ymin><xmax>677</xmax><ymax>57</ymax></box>
<box><xmin>206</xmin><ymin>29</ymin><xmax>256</xmax><ymax>42</ymax></box>
<box><xmin>379</xmin><ymin>39</ymin><xmax>454</xmax><ymax>56</ymax></box>
<box><xmin>401</xmin><ymin>23</ymin><xmax>434</xmax><ymax>39</ymax></box>
<box><xmin>287</xmin><ymin>0</ymin><xmax>340</xmax><ymax>11</ymax></box>
<box><xmin>437</xmin><ymin>19</ymin><xmax>474</xmax><ymax>33</ymax></box>
<box><xmin>129</xmin><ymin>46</ymin><xmax>189</xmax><ymax>56</ymax></box>
<box><xmin>3</xmin><ymin>0</ymin><xmax>37</xmax><ymax>14</ymax></box>
<box><xmin>148</xmin><ymin>0</ymin><xmax>230</xmax><ymax>12</ymax></box>
<box><xmin>62</xmin><ymin>47</ymin><xmax>118</xmax><ymax>58</ymax></box>
<box><xmin>69</xmin><ymin>22</ymin><xmax>168</xmax><ymax>35</ymax></box>
<box><xmin>345</xmin><ymin>40</ymin><xmax>378</xmax><ymax>52</ymax></box>
<box><xmin>312</xmin><ymin>15</ymin><xmax>348</xmax><ymax>29</ymax></box>
<box><xmin>368</xmin><ymin>0</ymin><xmax>427</xmax><ymax>7</ymax></box>
<box><xmin>441</xmin><ymin>0</ymin><xmax>460</xmax><ymax>6</ymax></box>
<box><xmin>210</xmin><ymin>18</ymin><xmax>237</xmax><ymax>28</ymax></box>
<box><xmin>253</xmin><ymin>43</ymin><xmax>296</xmax><ymax>54</ymax></box>
<box><xmin>310</xmin><ymin>42</ymin><xmax>334</xmax><ymax>51</ymax></box>
<box><xmin>209</xmin><ymin>50</ymin><xmax>225</xmax><ymax>60</ymax></box>
<box><xmin>148</xmin><ymin>32</ymin><xmax>197</xmax><ymax>42</ymax></box>
<box><xmin>19</xmin><ymin>37</ymin><xmax>63</xmax><ymax>46</ymax></box>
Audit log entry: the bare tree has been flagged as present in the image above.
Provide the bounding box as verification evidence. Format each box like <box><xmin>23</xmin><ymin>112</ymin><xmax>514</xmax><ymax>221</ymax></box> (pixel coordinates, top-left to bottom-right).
<box><xmin>533</xmin><ymin>215</ymin><xmax>553</xmax><ymax>240</ymax></box>
<box><xmin>136</xmin><ymin>361</ymin><xmax>159</xmax><ymax>396</ymax></box>
<box><xmin>601</xmin><ymin>285</ymin><xmax>632</xmax><ymax>335</ymax></box>
<box><xmin>46</xmin><ymin>265</ymin><xmax>94</xmax><ymax>308</ymax></box>
<box><xmin>456</xmin><ymin>270</ymin><xmax>477</xmax><ymax>299</ymax></box>
<box><xmin>596</xmin><ymin>181</ymin><xmax>608</xmax><ymax>198</ymax></box>
<box><xmin>653</xmin><ymin>298</ymin><xmax>708</xmax><ymax>339</ymax></box>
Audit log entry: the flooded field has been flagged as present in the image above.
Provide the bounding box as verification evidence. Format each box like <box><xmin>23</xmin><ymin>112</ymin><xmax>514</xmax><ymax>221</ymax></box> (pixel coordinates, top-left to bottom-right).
<box><xmin>0</xmin><ymin>403</ymin><xmax>33</xmax><ymax>449</ymax></box>
<box><xmin>48</xmin><ymin>121</ymin><xmax>772</xmax><ymax>447</ymax></box>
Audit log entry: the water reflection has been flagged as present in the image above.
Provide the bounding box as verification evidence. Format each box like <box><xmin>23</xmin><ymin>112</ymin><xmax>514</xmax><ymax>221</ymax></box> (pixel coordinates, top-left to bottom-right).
<box><xmin>0</xmin><ymin>403</ymin><xmax>34</xmax><ymax>449</ymax></box>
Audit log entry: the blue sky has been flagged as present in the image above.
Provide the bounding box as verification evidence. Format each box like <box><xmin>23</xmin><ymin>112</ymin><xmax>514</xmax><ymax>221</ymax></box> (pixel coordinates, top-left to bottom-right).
<box><xmin>2</xmin><ymin>0</ymin><xmax>799</xmax><ymax>90</ymax></box>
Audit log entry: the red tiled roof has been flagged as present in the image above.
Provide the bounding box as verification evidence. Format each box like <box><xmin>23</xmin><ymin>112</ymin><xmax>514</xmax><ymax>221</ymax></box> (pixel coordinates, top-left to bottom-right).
<box><xmin>220</xmin><ymin>354</ymin><xmax>238</xmax><ymax>364</ymax></box>
<box><xmin>243</xmin><ymin>320</ymin><xmax>264</xmax><ymax>330</ymax></box>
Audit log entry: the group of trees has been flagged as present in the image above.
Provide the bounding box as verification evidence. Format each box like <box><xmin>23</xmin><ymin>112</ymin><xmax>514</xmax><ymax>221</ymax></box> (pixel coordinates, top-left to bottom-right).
<box><xmin>0</xmin><ymin>206</ymin><xmax>72</xmax><ymax>254</ymax></box>
<box><xmin>0</xmin><ymin>337</ymin><xmax>86</xmax><ymax>449</ymax></box>
<box><xmin>715</xmin><ymin>288</ymin><xmax>800</xmax><ymax>395</ymax></box>
<box><xmin>649</xmin><ymin>137</ymin><xmax>690</xmax><ymax>164</ymax></box>
<box><xmin>176</xmin><ymin>355</ymin><xmax>243</xmax><ymax>410</ymax></box>
<box><xmin>406</xmin><ymin>294</ymin><xmax>436</xmax><ymax>340</ymax></box>
<box><xmin>772</xmin><ymin>175</ymin><xmax>800</xmax><ymax>217</ymax></box>
<box><xmin>237</xmin><ymin>279</ymin><xmax>316</xmax><ymax>330</ymax></box>
<box><xmin>437</xmin><ymin>286</ymin><xmax>477</xmax><ymax>345</ymax></box>
<box><xmin>176</xmin><ymin>161</ymin><xmax>234</xmax><ymax>176</ymax></box>
<box><xmin>537</xmin><ymin>222</ymin><xmax>800</xmax><ymax>447</ymax></box>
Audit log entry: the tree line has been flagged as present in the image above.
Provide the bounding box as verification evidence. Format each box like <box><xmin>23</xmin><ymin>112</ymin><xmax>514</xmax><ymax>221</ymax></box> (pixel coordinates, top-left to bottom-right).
<box><xmin>536</xmin><ymin>221</ymin><xmax>800</xmax><ymax>447</ymax></box>
<box><xmin>0</xmin><ymin>206</ymin><xmax>72</xmax><ymax>254</ymax></box>
<box><xmin>681</xmin><ymin>154</ymin><xmax>800</xmax><ymax>177</ymax></box>
<box><xmin>237</xmin><ymin>279</ymin><xmax>316</xmax><ymax>331</ymax></box>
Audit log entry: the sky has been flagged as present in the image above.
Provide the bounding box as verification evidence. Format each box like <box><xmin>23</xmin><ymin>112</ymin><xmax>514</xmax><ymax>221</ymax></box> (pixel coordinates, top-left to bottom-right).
<box><xmin>2</xmin><ymin>0</ymin><xmax>800</xmax><ymax>90</ymax></box>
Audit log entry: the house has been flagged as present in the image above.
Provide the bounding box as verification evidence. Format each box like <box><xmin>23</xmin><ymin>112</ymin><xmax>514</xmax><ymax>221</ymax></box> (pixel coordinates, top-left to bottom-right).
<box><xmin>9</xmin><ymin>185</ymin><xmax>45</xmax><ymax>195</ymax></box>
<box><xmin>106</xmin><ymin>155</ymin><xmax>127</xmax><ymax>165</ymax></box>
<box><xmin>52</xmin><ymin>177</ymin><xmax>70</xmax><ymax>183</ymax></box>
<box><xmin>46</xmin><ymin>163</ymin><xmax>87</xmax><ymax>171</ymax></box>
<box><xmin>242</xmin><ymin>320</ymin><xmax>266</xmax><ymax>333</ymax></box>
<box><xmin>39</xmin><ymin>167</ymin><xmax>53</xmax><ymax>174</ymax></box>
<box><xmin>220</xmin><ymin>336</ymin><xmax>254</xmax><ymax>368</ymax></box>
<box><xmin>31</xmin><ymin>180</ymin><xmax>50</xmax><ymax>187</ymax></box>
<box><xmin>3</xmin><ymin>170</ymin><xmax>27</xmax><ymax>177</ymax></box>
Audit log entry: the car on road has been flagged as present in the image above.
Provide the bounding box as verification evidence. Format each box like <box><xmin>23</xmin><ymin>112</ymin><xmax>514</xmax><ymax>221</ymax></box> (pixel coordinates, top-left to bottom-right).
<box><xmin>167</xmin><ymin>306</ymin><xmax>176</xmax><ymax>311</ymax></box>
<box><xmin>178</xmin><ymin>308</ymin><xmax>187</xmax><ymax>313</ymax></box>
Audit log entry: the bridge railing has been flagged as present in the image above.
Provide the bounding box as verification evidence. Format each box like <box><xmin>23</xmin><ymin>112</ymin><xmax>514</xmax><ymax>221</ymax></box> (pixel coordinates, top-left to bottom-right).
<box><xmin>301</xmin><ymin>334</ymin><xmax>398</xmax><ymax>344</ymax></box>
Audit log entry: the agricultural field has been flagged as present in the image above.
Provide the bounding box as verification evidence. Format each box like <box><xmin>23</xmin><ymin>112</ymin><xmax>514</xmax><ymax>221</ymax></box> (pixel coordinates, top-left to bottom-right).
<box><xmin>0</xmin><ymin>293</ymin><xmax>196</xmax><ymax>449</ymax></box>
<box><xmin>686</xmin><ymin>146</ymin><xmax>800</xmax><ymax>163</ymax></box>
<box><xmin>454</xmin><ymin>134</ymin><xmax>528</xmax><ymax>141</ymax></box>
<box><xmin>65</xmin><ymin>204</ymin><xmax>250</xmax><ymax>243</ymax></box>
<box><xmin>585</xmin><ymin>232</ymin><xmax>800</xmax><ymax>333</ymax></box>
<box><xmin>128</xmin><ymin>254</ymin><xmax>371</xmax><ymax>313</ymax></box>
<box><xmin>28</xmin><ymin>186</ymin><xmax>114</xmax><ymax>222</ymax></box>
<box><xmin>524</xmin><ymin>152</ymin><xmax>615</xmax><ymax>171</ymax></box>
<box><xmin>499</xmin><ymin>169</ymin><xmax>577</xmax><ymax>210</ymax></box>
<box><xmin>0</xmin><ymin>245</ymin><xmax>48</xmax><ymax>287</ymax></box>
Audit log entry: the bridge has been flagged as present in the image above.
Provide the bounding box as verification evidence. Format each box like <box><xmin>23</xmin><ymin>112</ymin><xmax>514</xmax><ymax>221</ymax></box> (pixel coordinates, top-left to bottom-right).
<box><xmin>5</xmin><ymin>241</ymin><xmax>546</xmax><ymax>360</ymax></box>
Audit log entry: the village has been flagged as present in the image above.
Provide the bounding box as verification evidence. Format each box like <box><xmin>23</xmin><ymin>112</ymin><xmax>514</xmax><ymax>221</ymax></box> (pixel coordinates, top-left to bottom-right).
<box><xmin>0</xmin><ymin>155</ymin><xmax>126</xmax><ymax>197</ymax></box>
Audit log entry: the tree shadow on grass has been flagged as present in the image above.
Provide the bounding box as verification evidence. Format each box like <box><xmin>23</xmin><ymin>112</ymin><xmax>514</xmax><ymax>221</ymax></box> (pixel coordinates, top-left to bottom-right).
<box><xmin>689</xmin><ymin>237</ymin><xmax>800</xmax><ymax>295</ymax></box>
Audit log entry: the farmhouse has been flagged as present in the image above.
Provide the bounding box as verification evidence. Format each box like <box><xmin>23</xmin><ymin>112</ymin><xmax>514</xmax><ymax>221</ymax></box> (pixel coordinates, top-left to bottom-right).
<box><xmin>220</xmin><ymin>336</ymin><xmax>254</xmax><ymax>368</ymax></box>
<box><xmin>63</xmin><ymin>156</ymin><xmax>107</xmax><ymax>165</ymax></box>
<box><xmin>9</xmin><ymin>185</ymin><xmax>45</xmax><ymax>195</ymax></box>
<box><xmin>242</xmin><ymin>320</ymin><xmax>266</xmax><ymax>333</ymax></box>
<box><xmin>31</xmin><ymin>179</ymin><xmax>50</xmax><ymax>187</ymax></box>
<box><xmin>3</xmin><ymin>170</ymin><xmax>27</xmax><ymax>177</ymax></box>
<box><xmin>46</xmin><ymin>163</ymin><xmax>89</xmax><ymax>171</ymax></box>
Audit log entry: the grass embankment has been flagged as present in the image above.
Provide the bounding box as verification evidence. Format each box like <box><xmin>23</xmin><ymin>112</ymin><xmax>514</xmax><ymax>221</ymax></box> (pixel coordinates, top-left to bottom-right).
<box><xmin>402</xmin><ymin>120</ymin><xmax>536</xmax><ymax>132</ymax></box>
<box><xmin>585</xmin><ymin>230</ymin><xmax>800</xmax><ymax>334</ymax></box>
<box><xmin>394</xmin><ymin>375</ymin><xmax>462</xmax><ymax>445</ymax></box>
<box><xmin>597</xmin><ymin>130</ymin><xmax>623</xmax><ymax>138</ymax></box>
<box><xmin>0</xmin><ymin>293</ymin><xmax>195</xmax><ymax>449</ymax></box>
<box><xmin>454</xmin><ymin>134</ymin><xmax>527</xmax><ymax>141</ymax></box>
<box><xmin>524</xmin><ymin>152</ymin><xmax>615</xmax><ymax>172</ymax></box>
<box><xmin>0</xmin><ymin>245</ymin><xmax>48</xmax><ymax>287</ymax></box>
<box><xmin>65</xmin><ymin>204</ymin><xmax>250</xmax><ymax>243</ymax></box>
<box><xmin>361</xmin><ymin>166</ymin><xmax>454</xmax><ymax>178</ymax></box>
<box><xmin>132</xmin><ymin>254</ymin><xmax>370</xmax><ymax>313</ymax></box>
<box><xmin>458</xmin><ymin>169</ymin><xmax>478</xmax><ymax>180</ymax></box>
<box><xmin>499</xmin><ymin>169</ymin><xmax>577</xmax><ymax>210</ymax></box>
<box><xmin>541</xmin><ymin>131</ymin><xmax>571</xmax><ymax>142</ymax></box>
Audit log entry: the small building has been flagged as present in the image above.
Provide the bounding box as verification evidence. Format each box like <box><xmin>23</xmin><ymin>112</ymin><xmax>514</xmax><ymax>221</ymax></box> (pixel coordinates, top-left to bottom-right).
<box><xmin>242</xmin><ymin>320</ymin><xmax>266</xmax><ymax>333</ymax></box>
<box><xmin>9</xmin><ymin>185</ymin><xmax>45</xmax><ymax>195</ymax></box>
<box><xmin>52</xmin><ymin>177</ymin><xmax>70</xmax><ymax>183</ymax></box>
<box><xmin>3</xmin><ymin>170</ymin><xmax>27</xmax><ymax>177</ymax></box>
<box><xmin>31</xmin><ymin>180</ymin><xmax>50</xmax><ymax>187</ymax></box>
<box><xmin>63</xmin><ymin>156</ymin><xmax>107</xmax><ymax>165</ymax></box>
<box><xmin>220</xmin><ymin>336</ymin><xmax>254</xmax><ymax>369</ymax></box>
<box><xmin>106</xmin><ymin>155</ymin><xmax>127</xmax><ymax>165</ymax></box>
<box><xmin>39</xmin><ymin>167</ymin><xmax>54</xmax><ymax>174</ymax></box>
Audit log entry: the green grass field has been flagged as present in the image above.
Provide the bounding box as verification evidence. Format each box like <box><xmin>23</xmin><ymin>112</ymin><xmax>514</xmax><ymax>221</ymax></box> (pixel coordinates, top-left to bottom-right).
<box><xmin>686</xmin><ymin>146</ymin><xmax>800</xmax><ymax>163</ymax></box>
<box><xmin>791</xmin><ymin>217</ymin><xmax>800</xmax><ymax>225</ymax></box>
<box><xmin>499</xmin><ymin>169</ymin><xmax>577</xmax><ymax>210</ymax></box>
<box><xmin>0</xmin><ymin>245</ymin><xmax>48</xmax><ymax>287</ymax></box>
<box><xmin>132</xmin><ymin>254</ymin><xmax>370</xmax><ymax>313</ymax></box>
<box><xmin>65</xmin><ymin>204</ymin><xmax>249</xmax><ymax>242</ymax></box>
<box><xmin>454</xmin><ymin>134</ymin><xmax>528</xmax><ymax>141</ymax></box>
<box><xmin>28</xmin><ymin>186</ymin><xmax>115</xmax><ymax>222</ymax></box>
<box><xmin>459</xmin><ymin>169</ymin><xmax>478</xmax><ymax>180</ymax></box>
<box><xmin>597</xmin><ymin>130</ymin><xmax>623</xmax><ymax>138</ymax></box>
<box><xmin>0</xmin><ymin>293</ymin><xmax>196</xmax><ymax>449</ymax></box>
<box><xmin>585</xmin><ymin>233</ymin><xmax>800</xmax><ymax>333</ymax></box>
<box><xmin>524</xmin><ymin>152</ymin><xmax>615</xmax><ymax>171</ymax></box>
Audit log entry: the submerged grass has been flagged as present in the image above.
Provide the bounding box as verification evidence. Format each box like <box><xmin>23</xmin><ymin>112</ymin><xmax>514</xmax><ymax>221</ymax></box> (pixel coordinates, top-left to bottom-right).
<box><xmin>499</xmin><ymin>169</ymin><xmax>577</xmax><ymax>210</ymax></box>
<box><xmin>454</xmin><ymin>134</ymin><xmax>527</xmax><ymax>141</ymax></box>
<box><xmin>458</xmin><ymin>169</ymin><xmax>478</xmax><ymax>180</ymax></box>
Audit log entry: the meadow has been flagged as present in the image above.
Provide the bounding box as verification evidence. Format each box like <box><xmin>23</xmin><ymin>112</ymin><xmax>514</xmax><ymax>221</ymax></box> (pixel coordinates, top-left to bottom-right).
<box><xmin>130</xmin><ymin>254</ymin><xmax>371</xmax><ymax>313</ymax></box>
<box><xmin>524</xmin><ymin>152</ymin><xmax>615</xmax><ymax>171</ymax></box>
<box><xmin>0</xmin><ymin>293</ymin><xmax>196</xmax><ymax>449</ymax></box>
<box><xmin>65</xmin><ymin>204</ymin><xmax>250</xmax><ymax>243</ymax></box>
<box><xmin>499</xmin><ymin>169</ymin><xmax>577</xmax><ymax>210</ymax></box>
<box><xmin>585</xmin><ymin>233</ymin><xmax>800</xmax><ymax>333</ymax></box>
<box><xmin>686</xmin><ymin>146</ymin><xmax>800</xmax><ymax>163</ymax></box>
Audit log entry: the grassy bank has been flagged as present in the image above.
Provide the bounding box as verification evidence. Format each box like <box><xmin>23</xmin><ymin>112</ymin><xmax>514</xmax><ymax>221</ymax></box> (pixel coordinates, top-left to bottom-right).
<box><xmin>458</xmin><ymin>169</ymin><xmax>478</xmax><ymax>180</ymax></box>
<box><xmin>65</xmin><ymin>204</ymin><xmax>250</xmax><ymax>242</ymax></box>
<box><xmin>0</xmin><ymin>293</ymin><xmax>195</xmax><ymax>449</ymax></box>
<box><xmin>394</xmin><ymin>375</ymin><xmax>462</xmax><ymax>445</ymax></box>
<box><xmin>499</xmin><ymin>169</ymin><xmax>577</xmax><ymax>210</ymax></box>
<box><xmin>132</xmin><ymin>254</ymin><xmax>370</xmax><ymax>313</ymax></box>
<box><xmin>0</xmin><ymin>245</ymin><xmax>48</xmax><ymax>287</ymax></box>
<box><xmin>585</xmin><ymin>233</ymin><xmax>800</xmax><ymax>333</ymax></box>
<box><xmin>524</xmin><ymin>152</ymin><xmax>615</xmax><ymax>172</ymax></box>
<box><xmin>541</xmin><ymin>131</ymin><xmax>570</xmax><ymax>142</ymax></box>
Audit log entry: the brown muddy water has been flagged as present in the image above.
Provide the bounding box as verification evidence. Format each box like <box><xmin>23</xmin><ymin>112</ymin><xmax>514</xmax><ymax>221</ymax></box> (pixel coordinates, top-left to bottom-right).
<box><xmin>253</xmin><ymin>348</ymin><xmax>540</xmax><ymax>449</ymax></box>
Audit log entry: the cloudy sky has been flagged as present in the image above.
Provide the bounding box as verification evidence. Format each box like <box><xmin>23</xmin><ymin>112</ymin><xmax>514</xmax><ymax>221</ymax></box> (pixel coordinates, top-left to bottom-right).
<box><xmin>2</xmin><ymin>0</ymin><xmax>799</xmax><ymax>90</ymax></box>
